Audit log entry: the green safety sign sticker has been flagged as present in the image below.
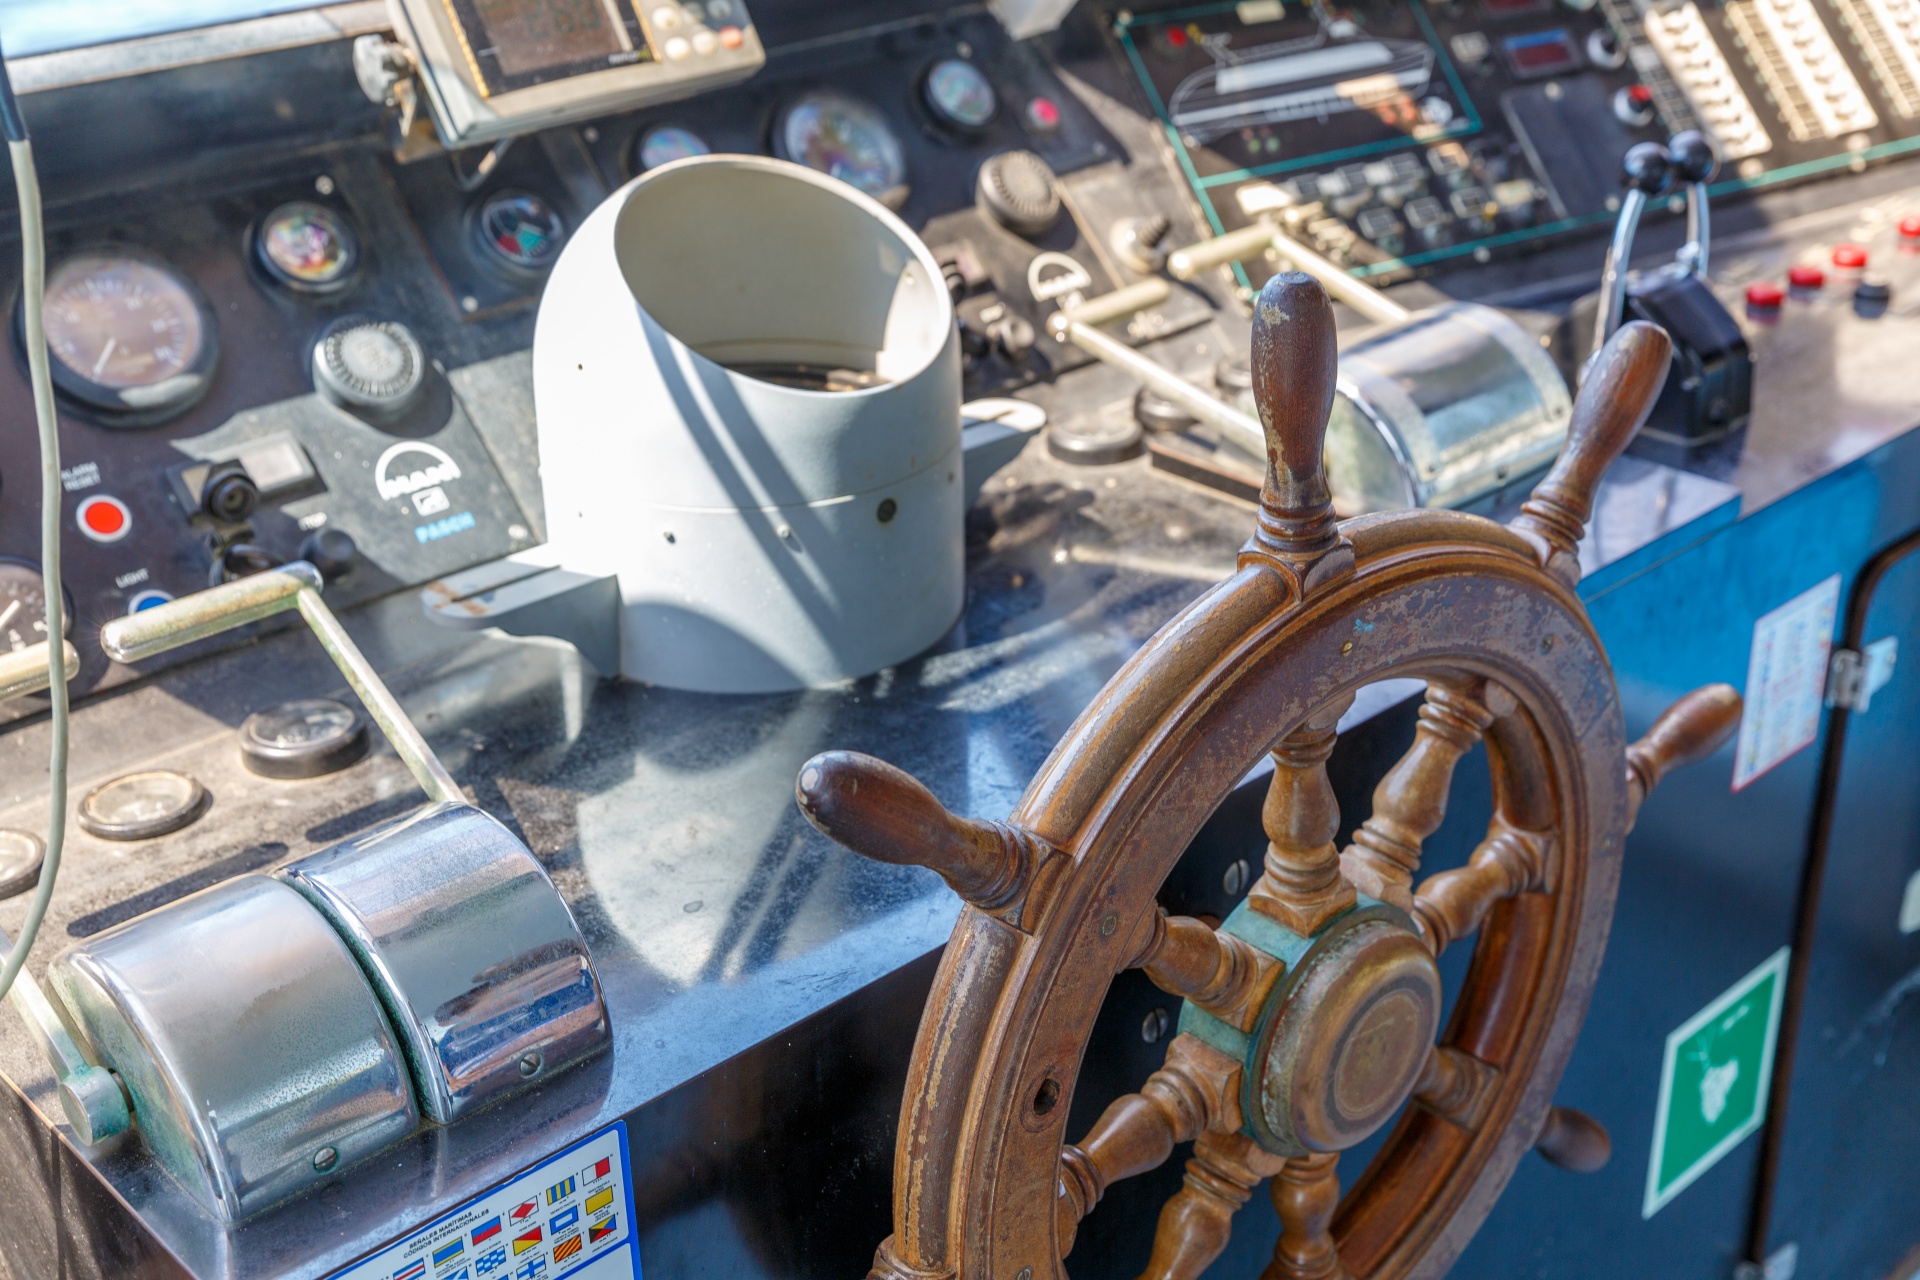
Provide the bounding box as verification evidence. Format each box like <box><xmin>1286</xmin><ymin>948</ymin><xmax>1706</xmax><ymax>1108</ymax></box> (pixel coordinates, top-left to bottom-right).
<box><xmin>1643</xmin><ymin>947</ymin><xmax>1790</xmax><ymax>1219</ymax></box>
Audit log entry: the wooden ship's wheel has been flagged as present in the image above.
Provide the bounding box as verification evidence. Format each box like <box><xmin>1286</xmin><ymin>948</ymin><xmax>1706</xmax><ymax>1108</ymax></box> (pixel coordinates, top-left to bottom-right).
<box><xmin>795</xmin><ymin>274</ymin><xmax>1743</xmax><ymax>1280</ymax></box>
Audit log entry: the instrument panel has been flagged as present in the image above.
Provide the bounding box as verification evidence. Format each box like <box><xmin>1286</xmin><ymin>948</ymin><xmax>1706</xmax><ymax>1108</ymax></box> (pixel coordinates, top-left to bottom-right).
<box><xmin>1105</xmin><ymin>0</ymin><xmax>1920</xmax><ymax>281</ymax></box>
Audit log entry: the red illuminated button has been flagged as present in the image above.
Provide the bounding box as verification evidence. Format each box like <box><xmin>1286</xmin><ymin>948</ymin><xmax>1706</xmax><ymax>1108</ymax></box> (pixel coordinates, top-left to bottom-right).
<box><xmin>1900</xmin><ymin>216</ymin><xmax>1920</xmax><ymax>240</ymax></box>
<box><xmin>77</xmin><ymin>495</ymin><xmax>130</xmax><ymax>543</ymax></box>
<box><xmin>1745</xmin><ymin>281</ymin><xmax>1785</xmax><ymax>308</ymax></box>
<box><xmin>1831</xmin><ymin>242</ymin><xmax>1868</xmax><ymax>268</ymax></box>
<box><xmin>1025</xmin><ymin>95</ymin><xmax>1062</xmax><ymax>133</ymax></box>
<box><xmin>1788</xmin><ymin>264</ymin><xmax>1825</xmax><ymax>289</ymax></box>
<box><xmin>1164</xmin><ymin>25</ymin><xmax>1188</xmax><ymax>47</ymax></box>
<box><xmin>717</xmin><ymin>24</ymin><xmax>743</xmax><ymax>49</ymax></box>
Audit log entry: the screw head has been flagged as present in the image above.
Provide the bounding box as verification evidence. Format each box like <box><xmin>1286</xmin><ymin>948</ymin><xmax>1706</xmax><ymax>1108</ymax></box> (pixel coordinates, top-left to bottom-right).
<box><xmin>313</xmin><ymin>1145</ymin><xmax>339</xmax><ymax>1172</ymax></box>
<box><xmin>1100</xmin><ymin>913</ymin><xmax>1118</xmax><ymax>937</ymax></box>
<box><xmin>877</xmin><ymin>498</ymin><xmax>898</xmax><ymax>523</ymax></box>
<box><xmin>1340</xmin><ymin>640</ymin><xmax>1354</xmax><ymax>656</ymax></box>
<box><xmin>1540</xmin><ymin>635</ymin><xmax>1555</xmax><ymax>653</ymax></box>
<box><xmin>1223</xmin><ymin>858</ymin><xmax>1250</xmax><ymax>897</ymax></box>
<box><xmin>519</xmin><ymin>1050</ymin><xmax>544</xmax><ymax>1078</ymax></box>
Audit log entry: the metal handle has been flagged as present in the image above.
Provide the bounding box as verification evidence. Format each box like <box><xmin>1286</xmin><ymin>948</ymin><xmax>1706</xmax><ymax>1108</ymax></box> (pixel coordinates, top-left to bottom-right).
<box><xmin>1047</xmin><ymin>285</ymin><xmax>1267</xmax><ymax>457</ymax></box>
<box><xmin>100</xmin><ymin>564</ymin><xmax>461</xmax><ymax>805</ymax></box>
<box><xmin>0</xmin><ymin>639</ymin><xmax>79</xmax><ymax>702</ymax></box>
<box><xmin>0</xmin><ymin>922</ymin><xmax>129</xmax><ymax>1145</ymax></box>
<box><xmin>1169</xmin><ymin>223</ymin><xmax>1411</xmax><ymax>327</ymax></box>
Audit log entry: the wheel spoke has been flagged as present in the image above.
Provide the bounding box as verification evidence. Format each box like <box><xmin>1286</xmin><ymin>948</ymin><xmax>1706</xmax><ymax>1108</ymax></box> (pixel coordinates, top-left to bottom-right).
<box><xmin>1411</xmin><ymin>1044</ymin><xmax>1501</xmax><ymax>1133</ymax></box>
<box><xmin>1409</xmin><ymin>822</ymin><xmax>1549</xmax><ymax>955</ymax></box>
<box><xmin>1139</xmin><ymin>1131</ymin><xmax>1288</xmax><ymax>1280</ymax></box>
<box><xmin>1130</xmin><ymin>909</ymin><xmax>1275</xmax><ymax>1027</ymax></box>
<box><xmin>1263</xmin><ymin>1152</ymin><xmax>1347</xmax><ymax>1280</ymax></box>
<box><xmin>1057</xmin><ymin>1034</ymin><xmax>1243</xmax><ymax>1254</ymax></box>
<box><xmin>1340</xmin><ymin>678</ymin><xmax>1511</xmax><ymax>910</ymax></box>
<box><xmin>1248</xmin><ymin>699</ymin><xmax>1355</xmax><ymax>936</ymax></box>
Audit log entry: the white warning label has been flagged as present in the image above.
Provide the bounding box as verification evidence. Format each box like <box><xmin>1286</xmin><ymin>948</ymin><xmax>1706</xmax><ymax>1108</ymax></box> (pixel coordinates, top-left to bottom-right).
<box><xmin>1732</xmin><ymin>574</ymin><xmax>1840</xmax><ymax>790</ymax></box>
<box><xmin>330</xmin><ymin>1124</ymin><xmax>638</xmax><ymax>1280</ymax></box>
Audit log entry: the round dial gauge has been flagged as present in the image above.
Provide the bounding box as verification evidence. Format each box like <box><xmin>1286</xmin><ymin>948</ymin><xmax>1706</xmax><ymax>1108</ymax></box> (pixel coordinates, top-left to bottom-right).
<box><xmin>255</xmin><ymin>201</ymin><xmax>360</xmax><ymax>291</ymax></box>
<box><xmin>637</xmin><ymin>125</ymin><xmax>712</xmax><ymax>171</ymax></box>
<box><xmin>473</xmin><ymin>192</ymin><xmax>568</xmax><ymax>271</ymax></box>
<box><xmin>776</xmin><ymin>91</ymin><xmax>907</xmax><ymax>204</ymax></box>
<box><xmin>40</xmin><ymin>251</ymin><xmax>217</xmax><ymax>419</ymax></box>
<box><xmin>0</xmin><ymin>558</ymin><xmax>69</xmax><ymax>654</ymax></box>
<box><xmin>923</xmin><ymin>58</ymin><xmax>998</xmax><ymax>131</ymax></box>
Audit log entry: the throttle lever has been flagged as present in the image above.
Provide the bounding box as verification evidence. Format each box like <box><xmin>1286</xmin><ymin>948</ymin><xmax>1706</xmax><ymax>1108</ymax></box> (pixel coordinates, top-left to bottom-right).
<box><xmin>1669</xmin><ymin>131</ymin><xmax>1720</xmax><ymax>279</ymax></box>
<box><xmin>1588</xmin><ymin>141</ymin><xmax>1677</xmax><ymax>381</ymax></box>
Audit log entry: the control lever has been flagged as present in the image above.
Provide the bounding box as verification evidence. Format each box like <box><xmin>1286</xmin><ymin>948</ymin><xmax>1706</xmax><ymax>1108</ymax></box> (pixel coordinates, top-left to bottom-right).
<box><xmin>101</xmin><ymin>563</ymin><xmax>460</xmax><ymax>805</ymax></box>
<box><xmin>1045</xmin><ymin>278</ymin><xmax>1267</xmax><ymax>459</ymax></box>
<box><xmin>1589</xmin><ymin>141</ymin><xmax>1678</xmax><ymax>378</ymax></box>
<box><xmin>1581</xmin><ymin>133</ymin><xmax>1751</xmax><ymax>442</ymax></box>
<box><xmin>1166</xmin><ymin>221</ymin><xmax>1413</xmax><ymax>327</ymax></box>
<box><xmin>0</xmin><ymin>642</ymin><xmax>131</xmax><ymax>1147</ymax></box>
<box><xmin>1671</xmin><ymin>130</ymin><xmax>1718</xmax><ymax>279</ymax></box>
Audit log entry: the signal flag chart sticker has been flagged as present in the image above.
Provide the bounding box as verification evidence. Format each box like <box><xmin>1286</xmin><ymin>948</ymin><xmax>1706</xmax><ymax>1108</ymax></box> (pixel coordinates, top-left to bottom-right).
<box><xmin>327</xmin><ymin>1123</ymin><xmax>640</xmax><ymax>1280</ymax></box>
<box><xmin>1644</xmin><ymin>947</ymin><xmax>1790</xmax><ymax>1218</ymax></box>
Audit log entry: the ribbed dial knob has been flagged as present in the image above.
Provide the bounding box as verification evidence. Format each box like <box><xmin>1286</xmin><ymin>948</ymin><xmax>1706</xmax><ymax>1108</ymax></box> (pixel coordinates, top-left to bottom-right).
<box><xmin>976</xmin><ymin>150</ymin><xmax>1061</xmax><ymax>237</ymax></box>
<box><xmin>312</xmin><ymin>316</ymin><xmax>427</xmax><ymax>423</ymax></box>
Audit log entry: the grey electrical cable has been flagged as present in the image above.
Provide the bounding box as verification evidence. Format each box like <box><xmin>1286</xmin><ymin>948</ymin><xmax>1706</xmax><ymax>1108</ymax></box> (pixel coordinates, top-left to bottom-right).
<box><xmin>0</xmin><ymin>41</ymin><xmax>69</xmax><ymax>1009</ymax></box>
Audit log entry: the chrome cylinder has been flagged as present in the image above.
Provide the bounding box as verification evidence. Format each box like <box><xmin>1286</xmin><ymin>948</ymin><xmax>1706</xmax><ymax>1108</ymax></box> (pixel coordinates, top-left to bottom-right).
<box><xmin>47</xmin><ymin>876</ymin><xmax>418</xmax><ymax>1220</ymax></box>
<box><xmin>277</xmin><ymin>802</ymin><xmax>609</xmax><ymax>1124</ymax></box>
<box><xmin>1326</xmin><ymin>302</ymin><xmax>1572</xmax><ymax>513</ymax></box>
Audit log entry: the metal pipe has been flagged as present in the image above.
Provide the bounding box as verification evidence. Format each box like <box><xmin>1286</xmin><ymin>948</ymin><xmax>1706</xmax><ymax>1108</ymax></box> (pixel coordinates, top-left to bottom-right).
<box><xmin>1058</xmin><ymin>277</ymin><xmax>1172</xmax><ymax>329</ymax></box>
<box><xmin>1743</xmin><ymin>524</ymin><xmax>1920</xmax><ymax>1270</ymax></box>
<box><xmin>1168</xmin><ymin>222</ymin><xmax>1411</xmax><ymax>327</ymax></box>
<box><xmin>1590</xmin><ymin>188</ymin><xmax>1648</xmax><ymax>377</ymax></box>
<box><xmin>100</xmin><ymin>563</ymin><xmax>462</xmax><ymax>805</ymax></box>
<box><xmin>1051</xmin><ymin>314</ymin><xmax>1268</xmax><ymax>458</ymax></box>
<box><xmin>0</xmin><ymin>639</ymin><xmax>78</xmax><ymax>702</ymax></box>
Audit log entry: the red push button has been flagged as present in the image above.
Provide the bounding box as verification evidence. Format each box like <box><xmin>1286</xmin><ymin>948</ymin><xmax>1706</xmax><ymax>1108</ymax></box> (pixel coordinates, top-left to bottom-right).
<box><xmin>1745</xmin><ymin>281</ymin><xmax>1785</xmax><ymax>308</ymax></box>
<box><xmin>1900</xmin><ymin>215</ymin><xmax>1920</xmax><ymax>240</ymax></box>
<box><xmin>1025</xmin><ymin>95</ymin><xmax>1062</xmax><ymax>134</ymax></box>
<box><xmin>77</xmin><ymin>494</ymin><xmax>130</xmax><ymax>543</ymax></box>
<box><xmin>1832</xmin><ymin>242</ymin><xmax>1868</xmax><ymax>268</ymax></box>
<box><xmin>1788</xmin><ymin>264</ymin><xmax>1825</xmax><ymax>289</ymax></box>
<box><xmin>717</xmin><ymin>24</ymin><xmax>743</xmax><ymax>49</ymax></box>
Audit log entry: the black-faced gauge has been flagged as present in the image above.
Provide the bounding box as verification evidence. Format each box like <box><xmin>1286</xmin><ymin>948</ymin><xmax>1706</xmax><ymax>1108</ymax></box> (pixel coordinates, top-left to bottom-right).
<box><xmin>775</xmin><ymin>91</ymin><xmax>907</xmax><ymax>205</ymax></box>
<box><xmin>636</xmin><ymin>124</ymin><xmax>712</xmax><ymax>170</ymax></box>
<box><xmin>239</xmin><ymin>698</ymin><xmax>369</xmax><ymax>779</ymax></box>
<box><xmin>0</xmin><ymin>557</ymin><xmax>70</xmax><ymax>654</ymax></box>
<box><xmin>923</xmin><ymin>58</ymin><xmax>998</xmax><ymax>132</ymax></box>
<box><xmin>254</xmin><ymin>201</ymin><xmax>361</xmax><ymax>292</ymax></box>
<box><xmin>37</xmin><ymin>249</ymin><xmax>218</xmax><ymax>423</ymax></box>
<box><xmin>473</xmin><ymin>191</ymin><xmax>569</xmax><ymax>271</ymax></box>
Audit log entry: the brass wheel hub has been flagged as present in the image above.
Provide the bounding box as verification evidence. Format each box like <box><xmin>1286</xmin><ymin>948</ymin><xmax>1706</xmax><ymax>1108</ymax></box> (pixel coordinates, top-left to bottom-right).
<box><xmin>1249</xmin><ymin>910</ymin><xmax>1442</xmax><ymax>1156</ymax></box>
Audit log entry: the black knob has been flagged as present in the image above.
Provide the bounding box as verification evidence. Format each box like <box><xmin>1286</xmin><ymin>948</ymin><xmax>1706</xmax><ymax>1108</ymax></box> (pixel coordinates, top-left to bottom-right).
<box><xmin>976</xmin><ymin>150</ymin><xmax>1062</xmax><ymax>237</ymax></box>
<box><xmin>1621</xmin><ymin>142</ymin><xmax>1676</xmax><ymax>196</ymax></box>
<box><xmin>200</xmin><ymin>460</ymin><xmax>259</xmax><ymax>523</ymax></box>
<box><xmin>1668</xmin><ymin>131</ymin><xmax>1718</xmax><ymax>184</ymax></box>
<box><xmin>299</xmin><ymin>528</ymin><xmax>358</xmax><ymax>581</ymax></box>
<box><xmin>313</xmin><ymin>316</ymin><xmax>428</xmax><ymax>425</ymax></box>
<box><xmin>210</xmin><ymin>542</ymin><xmax>281</xmax><ymax>587</ymax></box>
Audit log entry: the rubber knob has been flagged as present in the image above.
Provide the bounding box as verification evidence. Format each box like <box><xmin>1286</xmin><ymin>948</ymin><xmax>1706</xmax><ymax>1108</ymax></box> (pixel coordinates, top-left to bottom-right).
<box><xmin>1788</xmin><ymin>264</ymin><xmax>1825</xmax><ymax>289</ymax></box>
<box><xmin>1854</xmin><ymin>276</ymin><xmax>1892</xmax><ymax>304</ymax></box>
<box><xmin>1900</xmin><ymin>215</ymin><xmax>1920</xmax><ymax>240</ymax></box>
<box><xmin>1744</xmin><ymin>281</ymin><xmax>1784</xmax><ymax>309</ymax></box>
<box><xmin>1831</xmin><ymin>242</ymin><xmax>1868</xmax><ymax>269</ymax></box>
<box><xmin>1668</xmin><ymin>130</ymin><xmax>1718</xmax><ymax>184</ymax></box>
<box><xmin>976</xmin><ymin>150</ymin><xmax>1062</xmax><ymax>237</ymax></box>
<box><xmin>1620</xmin><ymin>142</ymin><xmax>1676</xmax><ymax>196</ymax></box>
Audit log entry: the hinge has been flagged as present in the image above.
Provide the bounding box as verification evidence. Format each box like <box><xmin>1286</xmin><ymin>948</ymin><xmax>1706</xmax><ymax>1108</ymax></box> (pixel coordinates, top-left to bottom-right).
<box><xmin>1825</xmin><ymin>636</ymin><xmax>1898</xmax><ymax>713</ymax></box>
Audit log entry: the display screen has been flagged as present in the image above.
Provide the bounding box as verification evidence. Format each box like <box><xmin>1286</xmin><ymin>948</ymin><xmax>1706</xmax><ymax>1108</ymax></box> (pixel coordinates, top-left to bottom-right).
<box><xmin>447</xmin><ymin>0</ymin><xmax>651</xmax><ymax>94</ymax></box>
<box><xmin>474</xmin><ymin>0</ymin><xmax>625</xmax><ymax>76</ymax></box>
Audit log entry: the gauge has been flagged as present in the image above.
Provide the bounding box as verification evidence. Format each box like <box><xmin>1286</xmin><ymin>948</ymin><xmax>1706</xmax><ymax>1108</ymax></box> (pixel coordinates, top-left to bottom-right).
<box><xmin>636</xmin><ymin>125</ymin><xmax>712</xmax><ymax>171</ymax></box>
<box><xmin>255</xmin><ymin>201</ymin><xmax>360</xmax><ymax>292</ymax></box>
<box><xmin>38</xmin><ymin>250</ymin><xmax>218</xmax><ymax>421</ymax></box>
<box><xmin>775</xmin><ymin>91</ymin><xmax>908</xmax><ymax>205</ymax></box>
<box><xmin>473</xmin><ymin>191</ymin><xmax>568</xmax><ymax>271</ymax></box>
<box><xmin>923</xmin><ymin>58</ymin><xmax>998</xmax><ymax>131</ymax></box>
<box><xmin>0</xmin><ymin>557</ymin><xmax>70</xmax><ymax>654</ymax></box>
